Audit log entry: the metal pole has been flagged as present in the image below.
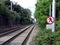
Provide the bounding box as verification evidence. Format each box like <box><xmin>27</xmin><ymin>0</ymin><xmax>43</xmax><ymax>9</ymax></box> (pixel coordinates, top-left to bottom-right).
<box><xmin>49</xmin><ymin>5</ymin><xmax>52</xmax><ymax>16</ymax></box>
<box><xmin>11</xmin><ymin>1</ymin><xmax>13</xmax><ymax>11</ymax></box>
<box><xmin>52</xmin><ymin>0</ymin><xmax>56</xmax><ymax>32</ymax></box>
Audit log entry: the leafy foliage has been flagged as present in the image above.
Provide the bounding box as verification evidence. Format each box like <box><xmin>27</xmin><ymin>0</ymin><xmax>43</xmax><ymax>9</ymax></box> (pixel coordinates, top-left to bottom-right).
<box><xmin>0</xmin><ymin>0</ymin><xmax>32</xmax><ymax>27</ymax></box>
<box><xmin>35</xmin><ymin>0</ymin><xmax>51</xmax><ymax>28</ymax></box>
<box><xmin>35</xmin><ymin>29</ymin><xmax>60</xmax><ymax>45</ymax></box>
<box><xmin>34</xmin><ymin>0</ymin><xmax>60</xmax><ymax>45</ymax></box>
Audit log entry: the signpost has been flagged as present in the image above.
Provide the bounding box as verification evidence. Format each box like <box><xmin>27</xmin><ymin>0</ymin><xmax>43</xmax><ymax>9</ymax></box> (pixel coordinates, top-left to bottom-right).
<box><xmin>46</xmin><ymin>16</ymin><xmax>55</xmax><ymax>30</ymax></box>
<box><xmin>52</xmin><ymin>0</ymin><xmax>56</xmax><ymax>32</ymax></box>
<box><xmin>46</xmin><ymin>0</ymin><xmax>56</xmax><ymax>32</ymax></box>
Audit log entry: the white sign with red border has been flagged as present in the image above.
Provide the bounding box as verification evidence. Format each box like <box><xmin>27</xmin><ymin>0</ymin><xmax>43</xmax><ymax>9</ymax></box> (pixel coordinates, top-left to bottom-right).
<box><xmin>46</xmin><ymin>16</ymin><xmax>55</xmax><ymax>24</ymax></box>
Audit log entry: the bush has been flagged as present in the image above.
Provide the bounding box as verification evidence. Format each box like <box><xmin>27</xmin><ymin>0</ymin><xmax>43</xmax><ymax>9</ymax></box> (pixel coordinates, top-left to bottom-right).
<box><xmin>35</xmin><ymin>29</ymin><xmax>60</xmax><ymax>45</ymax></box>
<box><xmin>34</xmin><ymin>0</ymin><xmax>60</xmax><ymax>45</ymax></box>
<box><xmin>56</xmin><ymin>20</ymin><xmax>60</xmax><ymax>31</ymax></box>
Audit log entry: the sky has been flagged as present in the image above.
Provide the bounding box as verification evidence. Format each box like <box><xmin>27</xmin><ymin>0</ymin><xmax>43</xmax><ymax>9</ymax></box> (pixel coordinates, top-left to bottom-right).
<box><xmin>10</xmin><ymin>0</ymin><xmax>37</xmax><ymax>19</ymax></box>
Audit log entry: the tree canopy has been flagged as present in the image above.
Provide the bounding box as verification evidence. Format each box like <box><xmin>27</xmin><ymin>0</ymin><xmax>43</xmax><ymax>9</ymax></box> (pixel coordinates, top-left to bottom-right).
<box><xmin>0</xmin><ymin>0</ymin><xmax>33</xmax><ymax>26</ymax></box>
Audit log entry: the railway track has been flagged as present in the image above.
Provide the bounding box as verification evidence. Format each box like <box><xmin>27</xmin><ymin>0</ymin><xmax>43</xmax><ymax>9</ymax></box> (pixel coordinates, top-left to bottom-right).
<box><xmin>0</xmin><ymin>24</ymin><xmax>34</xmax><ymax>45</ymax></box>
<box><xmin>0</xmin><ymin>25</ymin><xmax>26</xmax><ymax>37</ymax></box>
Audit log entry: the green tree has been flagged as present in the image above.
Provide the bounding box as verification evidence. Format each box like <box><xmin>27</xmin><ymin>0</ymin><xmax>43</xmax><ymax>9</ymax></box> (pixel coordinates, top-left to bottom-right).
<box><xmin>35</xmin><ymin>0</ymin><xmax>51</xmax><ymax>28</ymax></box>
<box><xmin>34</xmin><ymin>0</ymin><xmax>60</xmax><ymax>45</ymax></box>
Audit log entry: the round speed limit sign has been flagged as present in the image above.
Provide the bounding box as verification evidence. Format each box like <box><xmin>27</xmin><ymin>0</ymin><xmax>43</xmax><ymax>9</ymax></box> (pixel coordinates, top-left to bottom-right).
<box><xmin>46</xmin><ymin>16</ymin><xmax>55</xmax><ymax>24</ymax></box>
